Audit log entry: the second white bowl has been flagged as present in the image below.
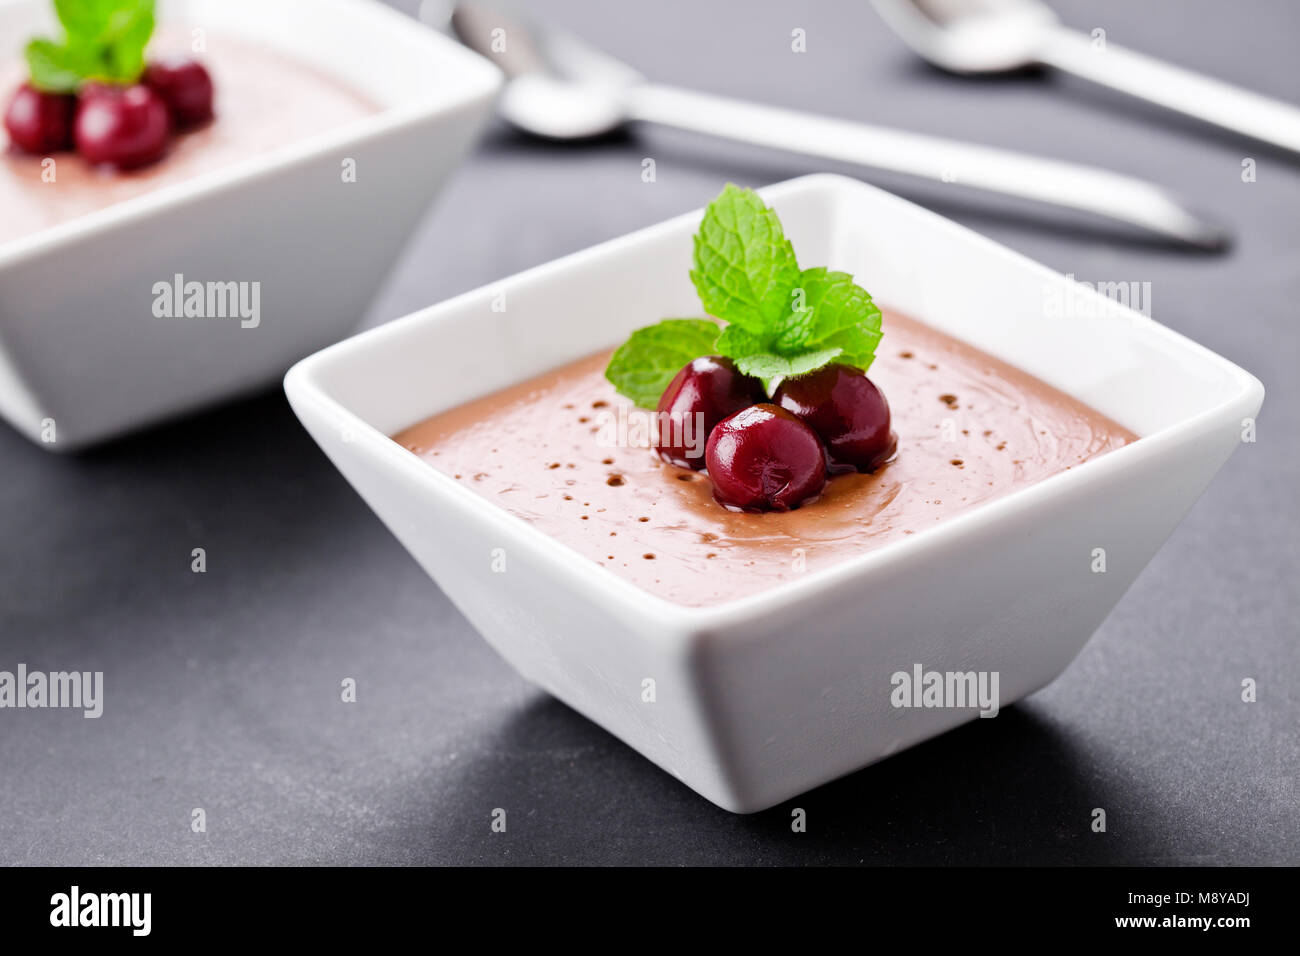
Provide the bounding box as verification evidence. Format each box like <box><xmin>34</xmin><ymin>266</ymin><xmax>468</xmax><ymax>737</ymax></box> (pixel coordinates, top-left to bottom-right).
<box><xmin>0</xmin><ymin>0</ymin><xmax>501</xmax><ymax>450</ymax></box>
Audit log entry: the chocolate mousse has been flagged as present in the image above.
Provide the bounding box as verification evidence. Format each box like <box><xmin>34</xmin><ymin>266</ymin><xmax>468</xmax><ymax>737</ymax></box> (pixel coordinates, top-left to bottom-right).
<box><xmin>392</xmin><ymin>311</ymin><xmax>1137</xmax><ymax>607</ymax></box>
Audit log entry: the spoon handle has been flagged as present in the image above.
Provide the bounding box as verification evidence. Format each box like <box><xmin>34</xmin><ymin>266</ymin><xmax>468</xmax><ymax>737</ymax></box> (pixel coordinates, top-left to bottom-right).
<box><xmin>1037</xmin><ymin>27</ymin><xmax>1300</xmax><ymax>155</ymax></box>
<box><xmin>627</xmin><ymin>84</ymin><xmax>1226</xmax><ymax>249</ymax></box>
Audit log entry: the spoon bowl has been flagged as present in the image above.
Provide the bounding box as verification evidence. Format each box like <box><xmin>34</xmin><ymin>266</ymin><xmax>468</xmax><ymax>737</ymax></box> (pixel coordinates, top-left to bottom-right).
<box><xmin>452</xmin><ymin>3</ymin><xmax>637</xmax><ymax>140</ymax></box>
<box><xmin>500</xmin><ymin>74</ymin><xmax>626</xmax><ymax>140</ymax></box>
<box><xmin>871</xmin><ymin>0</ymin><xmax>1058</xmax><ymax>74</ymax></box>
<box><xmin>872</xmin><ymin>0</ymin><xmax>1300</xmax><ymax>153</ymax></box>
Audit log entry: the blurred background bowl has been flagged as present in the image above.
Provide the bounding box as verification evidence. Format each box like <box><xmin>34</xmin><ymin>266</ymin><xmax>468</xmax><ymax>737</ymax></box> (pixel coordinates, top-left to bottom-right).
<box><xmin>0</xmin><ymin>0</ymin><xmax>501</xmax><ymax>451</ymax></box>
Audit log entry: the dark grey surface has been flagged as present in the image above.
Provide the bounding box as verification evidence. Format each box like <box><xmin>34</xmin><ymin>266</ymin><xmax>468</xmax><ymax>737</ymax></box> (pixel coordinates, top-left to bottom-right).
<box><xmin>2</xmin><ymin>0</ymin><xmax>1297</xmax><ymax>865</ymax></box>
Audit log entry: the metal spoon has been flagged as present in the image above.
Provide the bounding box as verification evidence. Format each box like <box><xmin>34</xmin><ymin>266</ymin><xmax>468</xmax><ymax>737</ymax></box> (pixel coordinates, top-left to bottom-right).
<box><xmin>450</xmin><ymin>3</ymin><xmax>1227</xmax><ymax>249</ymax></box>
<box><xmin>873</xmin><ymin>0</ymin><xmax>1300</xmax><ymax>154</ymax></box>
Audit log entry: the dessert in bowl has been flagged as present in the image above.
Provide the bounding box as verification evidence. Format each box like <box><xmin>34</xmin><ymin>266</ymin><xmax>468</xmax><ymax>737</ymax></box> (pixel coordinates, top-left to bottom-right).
<box><xmin>2</xmin><ymin>21</ymin><xmax>376</xmax><ymax>242</ymax></box>
<box><xmin>0</xmin><ymin>0</ymin><xmax>501</xmax><ymax>450</ymax></box>
<box><xmin>286</xmin><ymin>175</ymin><xmax>1263</xmax><ymax>812</ymax></box>
<box><xmin>392</xmin><ymin>186</ymin><xmax>1138</xmax><ymax>606</ymax></box>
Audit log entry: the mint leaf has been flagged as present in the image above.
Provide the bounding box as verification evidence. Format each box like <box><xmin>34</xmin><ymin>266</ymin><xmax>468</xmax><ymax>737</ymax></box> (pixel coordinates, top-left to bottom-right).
<box><xmin>25</xmin><ymin>38</ymin><xmax>83</xmax><ymax>93</ymax></box>
<box><xmin>716</xmin><ymin>322</ymin><xmax>835</xmax><ymax>393</ymax></box>
<box><xmin>692</xmin><ymin>197</ymin><xmax>883</xmax><ymax>379</ymax></box>
<box><xmin>820</xmin><ymin>323</ymin><xmax>883</xmax><ymax>373</ymax></box>
<box><xmin>717</xmin><ymin>267</ymin><xmax>882</xmax><ymax>378</ymax></box>
<box><xmin>690</xmin><ymin>183</ymin><xmax>800</xmax><ymax>334</ymax></box>
<box><xmin>734</xmin><ymin>347</ymin><xmax>843</xmax><ymax>394</ymax></box>
<box><xmin>604</xmin><ymin>319</ymin><xmax>720</xmax><ymax>408</ymax></box>
<box><xmin>54</xmin><ymin>0</ymin><xmax>121</xmax><ymax>36</ymax></box>
<box><xmin>604</xmin><ymin>186</ymin><xmax>886</xmax><ymax>413</ymax></box>
<box><xmin>26</xmin><ymin>0</ymin><xmax>154</xmax><ymax>90</ymax></box>
<box><xmin>93</xmin><ymin>0</ymin><xmax>154</xmax><ymax>82</ymax></box>
<box><xmin>792</xmin><ymin>266</ymin><xmax>883</xmax><ymax>373</ymax></box>
<box><xmin>714</xmin><ymin>323</ymin><xmax>766</xmax><ymax>361</ymax></box>
<box><xmin>770</xmin><ymin>297</ymin><xmax>815</xmax><ymax>356</ymax></box>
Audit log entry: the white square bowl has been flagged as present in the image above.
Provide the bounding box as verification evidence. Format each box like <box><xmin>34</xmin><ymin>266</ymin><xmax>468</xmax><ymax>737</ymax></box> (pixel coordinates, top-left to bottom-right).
<box><xmin>0</xmin><ymin>0</ymin><xmax>501</xmax><ymax>451</ymax></box>
<box><xmin>285</xmin><ymin>174</ymin><xmax>1263</xmax><ymax>813</ymax></box>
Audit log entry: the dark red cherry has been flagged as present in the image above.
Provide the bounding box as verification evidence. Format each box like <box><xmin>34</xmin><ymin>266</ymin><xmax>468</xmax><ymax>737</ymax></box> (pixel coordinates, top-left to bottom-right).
<box><xmin>143</xmin><ymin>57</ymin><xmax>214</xmax><ymax>127</ymax></box>
<box><xmin>774</xmin><ymin>363</ymin><xmax>895</xmax><ymax>473</ymax></box>
<box><xmin>705</xmin><ymin>404</ymin><xmax>828</xmax><ymax>512</ymax></box>
<box><xmin>655</xmin><ymin>356</ymin><xmax>766</xmax><ymax>470</ymax></box>
<box><xmin>74</xmin><ymin>84</ymin><xmax>171</xmax><ymax>169</ymax></box>
<box><xmin>3</xmin><ymin>83</ymin><xmax>76</xmax><ymax>154</ymax></box>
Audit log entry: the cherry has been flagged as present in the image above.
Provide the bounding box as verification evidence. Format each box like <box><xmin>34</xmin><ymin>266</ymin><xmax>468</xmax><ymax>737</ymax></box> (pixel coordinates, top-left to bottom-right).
<box><xmin>705</xmin><ymin>404</ymin><xmax>828</xmax><ymax>512</ymax></box>
<box><xmin>143</xmin><ymin>57</ymin><xmax>214</xmax><ymax>127</ymax></box>
<box><xmin>655</xmin><ymin>356</ymin><xmax>766</xmax><ymax>470</ymax></box>
<box><xmin>3</xmin><ymin>83</ymin><xmax>76</xmax><ymax>154</ymax></box>
<box><xmin>774</xmin><ymin>363</ymin><xmax>895</xmax><ymax>473</ymax></box>
<box><xmin>74</xmin><ymin>83</ymin><xmax>171</xmax><ymax>169</ymax></box>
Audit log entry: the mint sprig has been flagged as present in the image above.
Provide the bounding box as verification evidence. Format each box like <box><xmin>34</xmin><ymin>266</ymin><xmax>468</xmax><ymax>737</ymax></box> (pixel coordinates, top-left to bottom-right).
<box><xmin>605</xmin><ymin>184</ymin><xmax>883</xmax><ymax>404</ymax></box>
<box><xmin>689</xmin><ymin>185</ymin><xmax>800</xmax><ymax>335</ymax></box>
<box><xmin>604</xmin><ymin>319</ymin><xmax>722</xmax><ymax>409</ymax></box>
<box><xmin>24</xmin><ymin>0</ymin><xmax>156</xmax><ymax>93</ymax></box>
